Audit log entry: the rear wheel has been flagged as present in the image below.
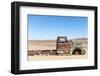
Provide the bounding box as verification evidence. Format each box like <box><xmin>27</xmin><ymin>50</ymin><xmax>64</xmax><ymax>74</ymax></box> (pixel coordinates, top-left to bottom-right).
<box><xmin>72</xmin><ymin>48</ymin><xmax>82</xmax><ymax>55</ymax></box>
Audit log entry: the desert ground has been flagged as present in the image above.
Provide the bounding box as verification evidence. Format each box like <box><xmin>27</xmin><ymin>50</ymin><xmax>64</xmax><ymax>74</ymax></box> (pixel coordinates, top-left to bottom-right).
<box><xmin>27</xmin><ymin>38</ymin><xmax>88</xmax><ymax>61</ymax></box>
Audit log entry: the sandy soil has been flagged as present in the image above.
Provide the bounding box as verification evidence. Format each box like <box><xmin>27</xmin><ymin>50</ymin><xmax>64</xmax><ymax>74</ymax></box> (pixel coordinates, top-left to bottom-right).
<box><xmin>28</xmin><ymin>55</ymin><xmax>88</xmax><ymax>61</ymax></box>
<box><xmin>28</xmin><ymin>40</ymin><xmax>56</xmax><ymax>50</ymax></box>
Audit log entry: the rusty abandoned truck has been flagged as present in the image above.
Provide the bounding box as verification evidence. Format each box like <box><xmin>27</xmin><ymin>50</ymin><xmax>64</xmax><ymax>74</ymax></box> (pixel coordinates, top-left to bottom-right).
<box><xmin>28</xmin><ymin>36</ymin><xmax>85</xmax><ymax>56</ymax></box>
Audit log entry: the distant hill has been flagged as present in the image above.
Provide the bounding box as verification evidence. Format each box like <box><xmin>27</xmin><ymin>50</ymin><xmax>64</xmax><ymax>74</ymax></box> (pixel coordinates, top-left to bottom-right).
<box><xmin>28</xmin><ymin>38</ymin><xmax>88</xmax><ymax>42</ymax></box>
<box><xmin>71</xmin><ymin>38</ymin><xmax>88</xmax><ymax>43</ymax></box>
<box><xmin>72</xmin><ymin>38</ymin><xmax>88</xmax><ymax>40</ymax></box>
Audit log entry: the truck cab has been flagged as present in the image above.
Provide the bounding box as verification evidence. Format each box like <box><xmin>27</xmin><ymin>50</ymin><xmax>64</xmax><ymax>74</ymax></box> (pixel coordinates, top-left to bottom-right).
<box><xmin>56</xmin><ymin>36</ymin><xmax>70</xmax><ymax>55</ymax></box>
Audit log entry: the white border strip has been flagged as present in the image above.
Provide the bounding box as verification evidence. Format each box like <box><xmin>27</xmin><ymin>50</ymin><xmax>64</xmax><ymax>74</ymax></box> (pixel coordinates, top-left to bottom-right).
<box><xmin>20</xmin><ymin>6</ymin><xmax>94</xmax><ymax>70</ymax></box>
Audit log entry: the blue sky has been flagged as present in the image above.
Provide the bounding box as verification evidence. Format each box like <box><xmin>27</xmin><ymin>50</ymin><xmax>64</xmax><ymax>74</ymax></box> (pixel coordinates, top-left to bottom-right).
<box><xmin>28</xmin><ymin>15</ymin><xmax>88</xmax><ymax>40</ymax></box>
